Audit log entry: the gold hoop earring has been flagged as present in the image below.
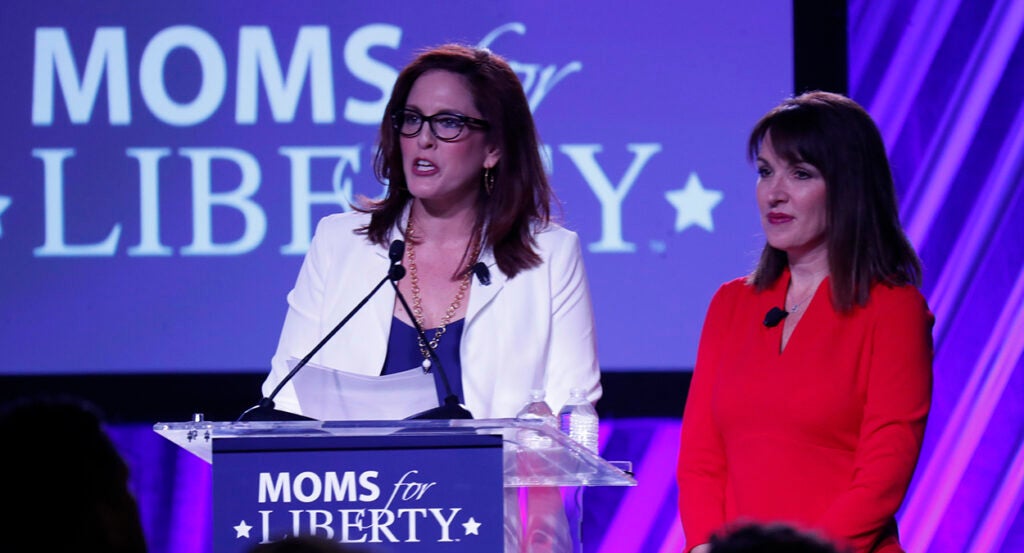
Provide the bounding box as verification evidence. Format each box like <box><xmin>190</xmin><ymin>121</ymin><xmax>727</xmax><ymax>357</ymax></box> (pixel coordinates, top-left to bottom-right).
<box><xmin>483</xmin><ymin>167</ymin><xmax>495</xmax><ymax>195</ymax></box>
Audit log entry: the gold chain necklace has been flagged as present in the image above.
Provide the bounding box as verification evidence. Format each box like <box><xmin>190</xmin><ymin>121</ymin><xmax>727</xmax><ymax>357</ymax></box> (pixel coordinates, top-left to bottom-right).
<box><xmin>405</xmin><ymin>214</ymin><xmax>480</xmax><ymax>371</ymax></box>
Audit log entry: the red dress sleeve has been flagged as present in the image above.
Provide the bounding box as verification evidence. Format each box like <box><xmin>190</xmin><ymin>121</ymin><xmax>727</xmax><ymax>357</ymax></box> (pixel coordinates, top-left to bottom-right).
<box><xmin>677</xmin><ymin>283</ymin><xmax>736</xmax><ymax>551</ymax></box>
<box><xmin>815</xmin><ymin>285</ymin><xmax>934</xmax><ymax>551</ymax></box>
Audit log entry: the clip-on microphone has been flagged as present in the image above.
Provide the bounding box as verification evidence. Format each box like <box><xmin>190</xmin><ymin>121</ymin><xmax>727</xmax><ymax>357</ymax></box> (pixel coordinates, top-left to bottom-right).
<box><xmin>763</xmin><ymin>306</ymin><xmax>789</xmax><ymax>328</ymax></box>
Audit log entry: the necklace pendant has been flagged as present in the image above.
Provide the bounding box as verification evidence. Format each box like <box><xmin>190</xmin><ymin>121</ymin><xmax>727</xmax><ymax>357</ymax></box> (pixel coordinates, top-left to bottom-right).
<box><xmin>421</xmin><ymin>358</ymin><xmax>432</xmax><ymax>373</ymax></box>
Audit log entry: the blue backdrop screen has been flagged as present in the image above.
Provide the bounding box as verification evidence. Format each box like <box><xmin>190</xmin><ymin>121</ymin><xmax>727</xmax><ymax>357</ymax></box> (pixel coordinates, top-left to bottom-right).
<box><xmin>0</xmin><ymin>1</ymin><xmax>792</xmax><ymax>373</ymax></box>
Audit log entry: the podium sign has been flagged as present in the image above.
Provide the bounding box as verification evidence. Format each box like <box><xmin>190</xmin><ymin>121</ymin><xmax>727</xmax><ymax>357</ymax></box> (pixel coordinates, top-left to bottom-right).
<box><xmin>155</xmin><ymin>419</ymin><xmax>636</xmax><ymax>552</ymax></box>
<box><xmin>212</xmin><ymin>434</ymin><xmax>503</xmax><ymax>552</ymax></box>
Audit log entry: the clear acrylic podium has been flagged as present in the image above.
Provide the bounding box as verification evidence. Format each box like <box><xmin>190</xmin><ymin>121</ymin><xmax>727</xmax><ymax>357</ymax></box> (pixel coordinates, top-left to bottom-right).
<box><xmin>154</xmin><ymin>418</ymin><xmax>636</xmax><ymax>552</ymax></box>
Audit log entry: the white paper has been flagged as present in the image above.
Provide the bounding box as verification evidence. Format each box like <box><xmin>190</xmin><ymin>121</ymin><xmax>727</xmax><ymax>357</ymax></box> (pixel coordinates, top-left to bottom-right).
<box><xmin>288</xmin><ymin>358</ymin><xmax>439</xmax><ymax>421</ymax></box>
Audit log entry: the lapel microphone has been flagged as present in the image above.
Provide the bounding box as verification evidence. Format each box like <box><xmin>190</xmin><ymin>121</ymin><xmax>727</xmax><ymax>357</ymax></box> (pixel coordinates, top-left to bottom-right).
<box><xmin>763</xmin><ymin>306</ymin><xmax>789</xmax><ymax>328</ymax></box>
<box><xmin>471</xmin><ymin>262</ymin><xmax>491</xmax><ymax>285</ymax></box>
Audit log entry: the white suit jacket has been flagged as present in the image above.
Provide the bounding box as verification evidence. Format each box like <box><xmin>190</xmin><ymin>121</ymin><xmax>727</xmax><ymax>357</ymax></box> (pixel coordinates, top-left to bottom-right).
<box><xmin>262</xmin><ymin>210</ymin><xmax>602</xmax><ymax>419</ymax></box>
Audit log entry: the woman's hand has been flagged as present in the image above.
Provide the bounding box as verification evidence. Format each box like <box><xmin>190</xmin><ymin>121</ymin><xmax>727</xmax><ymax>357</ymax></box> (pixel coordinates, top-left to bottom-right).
<box><xmin>691</xmin><ymin>544</ymin><xmax>712</xmax><ymax>553</ymax></box>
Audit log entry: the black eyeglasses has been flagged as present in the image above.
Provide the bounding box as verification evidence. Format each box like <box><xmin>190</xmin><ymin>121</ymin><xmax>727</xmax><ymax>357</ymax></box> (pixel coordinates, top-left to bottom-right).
<box><xmin>391</xmin><ymin>109</ymin><xmax>489</xmax><ymax>142</ymax></box>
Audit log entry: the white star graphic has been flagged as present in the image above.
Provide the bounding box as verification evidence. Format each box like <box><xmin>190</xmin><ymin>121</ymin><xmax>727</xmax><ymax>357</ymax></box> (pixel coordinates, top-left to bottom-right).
<box><xmin>665</xmin><ymin>172</ymin><xmax>723</xmax><ymax>232</ymax></box>
<box><xmin>0</xmin><ymin>196</ymin><xmax>10</xmax><ymax>238</ymax></box>
<box><xmin>462</xmin><ymin>516</ymin><xmax>481</xmax><ymax>536</ymax></box>
<box><xmin>234</xmin><ymin>520</ymin><xmax>253</xmax><ymax>539</ymax></box>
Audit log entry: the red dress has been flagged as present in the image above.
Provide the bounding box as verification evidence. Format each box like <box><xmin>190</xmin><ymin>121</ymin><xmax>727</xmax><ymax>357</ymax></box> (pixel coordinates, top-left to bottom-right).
<box><xmin>677</xmin><ymin>271</ymin><xmax>933</xmax><ymax>553</ymax></box>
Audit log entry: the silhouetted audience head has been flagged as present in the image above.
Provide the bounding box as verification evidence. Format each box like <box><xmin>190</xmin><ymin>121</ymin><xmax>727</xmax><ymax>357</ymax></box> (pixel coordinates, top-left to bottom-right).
<box><xmin>710</xmin><ymin>522</ymin><xmax>846</xmax><ymax>553</ymax></box>
<box><xmin>0</xmin><ymin>396</ymin><xmax>147</xmax><ymax>553</ymax></box>
<box><xmin>248</xmin><ymin>536</ymin><xmax>368</xmax><ymax>553</ymax></box>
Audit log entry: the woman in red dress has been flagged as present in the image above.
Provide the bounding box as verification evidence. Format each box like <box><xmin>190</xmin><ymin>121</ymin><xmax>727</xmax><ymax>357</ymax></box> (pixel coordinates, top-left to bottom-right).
<box><xmin>677</xmin><ymin>91</ymin><xmax>933</xmax><ymax>553</ymax></box>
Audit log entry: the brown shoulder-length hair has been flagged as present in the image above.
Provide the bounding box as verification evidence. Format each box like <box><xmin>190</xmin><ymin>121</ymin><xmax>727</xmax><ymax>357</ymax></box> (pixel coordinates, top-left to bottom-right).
<box><xmin>356</xmin><ymin>44</ymin><xmax>552</xmax><ymax>278</ymax></box>
<box><xmin>747</xmin><ymin>91</ymin><xmax>922</xmax><ymax>312</ymax></box>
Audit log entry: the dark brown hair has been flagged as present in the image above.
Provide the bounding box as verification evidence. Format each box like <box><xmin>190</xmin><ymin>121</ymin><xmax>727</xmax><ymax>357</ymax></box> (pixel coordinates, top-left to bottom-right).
<box><xmin>747</xmin><ymin>91</ymin><xmax>922</xmax><ymax>312</ymax></box>
<box><xmin>357</xmin><ymin>44</ymin><xmax>552</xmax><ymax>278</ymax></box>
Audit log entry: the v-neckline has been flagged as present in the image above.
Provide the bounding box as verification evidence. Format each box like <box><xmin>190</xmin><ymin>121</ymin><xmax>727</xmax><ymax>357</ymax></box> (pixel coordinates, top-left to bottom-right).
<box><xmin>776</xmin><ymin>273</ymin><xmax>828</xmax><ymax>355</ymax></box>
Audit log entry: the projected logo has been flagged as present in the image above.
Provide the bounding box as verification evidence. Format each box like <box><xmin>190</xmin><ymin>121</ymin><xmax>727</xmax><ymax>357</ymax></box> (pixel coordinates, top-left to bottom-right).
<box><xmin>19</xmin><ymin>21</ymin><xmax>724</xmax><ymax>257</ymax></box>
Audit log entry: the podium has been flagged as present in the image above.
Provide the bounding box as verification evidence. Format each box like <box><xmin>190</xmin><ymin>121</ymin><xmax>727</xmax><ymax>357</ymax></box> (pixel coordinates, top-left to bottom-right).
<box><xmin>155</xmin><ymin>418</ymin><xmax>636</xmax><ymax>552</ymax></box>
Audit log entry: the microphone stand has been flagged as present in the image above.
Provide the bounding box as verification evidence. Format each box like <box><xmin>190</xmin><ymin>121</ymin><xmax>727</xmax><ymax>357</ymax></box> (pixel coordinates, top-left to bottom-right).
<box><xmin>237</xmin><ymin>241</ymin><xmax>407</xmax><ymax>422</ymax></box>
<box><xmin>390</xmin><ymin>279</ymin><xmax>473</xmax><ymax>420</ymax></box>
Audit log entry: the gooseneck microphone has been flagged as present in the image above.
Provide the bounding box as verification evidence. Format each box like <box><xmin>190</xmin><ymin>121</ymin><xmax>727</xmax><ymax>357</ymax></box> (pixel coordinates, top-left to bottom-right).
<box><xmin>763</xmin><ymin>306</ymin><xmax>789</xmax><ymax>328</ymax></box>
<box><xmin>237</xmin><ymin>240</ymin><xmax>407</xmax><ymax>422</ymax></box>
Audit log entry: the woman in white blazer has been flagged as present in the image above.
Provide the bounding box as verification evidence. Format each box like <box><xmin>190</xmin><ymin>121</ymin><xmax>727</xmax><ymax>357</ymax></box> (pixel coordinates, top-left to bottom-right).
<box><xmin>261</xmin><ymin>44</ymin><xmax>601</xmax><ymax>420</ymax></box>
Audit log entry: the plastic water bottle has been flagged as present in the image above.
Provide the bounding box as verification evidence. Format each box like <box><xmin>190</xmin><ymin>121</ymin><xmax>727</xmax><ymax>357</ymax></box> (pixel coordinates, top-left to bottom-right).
<box><xmin>558</xmin><ymin>387</ymin><xmax>599</xmax><ymax>452</ymax></box>
<box><xmin>515</xmin><ymin>389</ymin><xmax>557</xmax><ymax>426</ymax></box>
<box><xmin>515</xmin><ymin>389</ymin><xmax>557</xmax><ymax>450</ymax></box>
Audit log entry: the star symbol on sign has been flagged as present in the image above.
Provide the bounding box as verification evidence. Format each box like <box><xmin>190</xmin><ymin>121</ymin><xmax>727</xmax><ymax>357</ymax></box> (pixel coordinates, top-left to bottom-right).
<box><xmin>234</xmin><ymin>520</ymin><xmax>253</xmax><ymax>539</ymax></box>
<box><xmin>462</xmin><ymin>517</ymin><xmax>481</xmax><ymax>536</ymax></box>
<box><xmin>665</xmin><ymin>172</ymin><xmax>723</xmax><ymax>233</ymax></box>
<box><xmin>0</xmin><ymin>196</ymin><xmax>10</xmax><ymax>238</ymax></box>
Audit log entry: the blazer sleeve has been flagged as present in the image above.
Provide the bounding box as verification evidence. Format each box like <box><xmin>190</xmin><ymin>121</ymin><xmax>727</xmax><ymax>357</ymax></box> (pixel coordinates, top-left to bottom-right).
<box><xmin>815</xmin><ymin>286</ymin><xmax>934</xmax><ymax>550</ymax></box>
<box><xmin>262</xmin><ymin>216</ymin><xmax>336</xmax><ymax>415</ymax></box>
<box><xmin>677</xmin><ymin>284</ymin><xmax>734</xmax><ymax>551</ymax></box>
<box><xmin>540</xmin><ymin>230</ymin><xmax>602</xmax><ymax>411</ymax></box>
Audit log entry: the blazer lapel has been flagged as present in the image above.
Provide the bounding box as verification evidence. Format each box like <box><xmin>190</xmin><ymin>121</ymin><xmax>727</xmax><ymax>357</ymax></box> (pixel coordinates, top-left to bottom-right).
<box><xmin>368</xmin><ymin>243</ymin><xmax>397</xmax><ymax>347</ymax></box>
<box><xmin>320</xmin><ymin>233</ymin><xmax>395</xmax><ymax>377</ymax></box>
<box><xmin>465</xmin><ymin>248</ymin><xmax>506</xmax><ymax>324</ymax></box>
